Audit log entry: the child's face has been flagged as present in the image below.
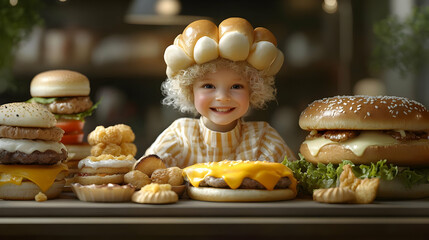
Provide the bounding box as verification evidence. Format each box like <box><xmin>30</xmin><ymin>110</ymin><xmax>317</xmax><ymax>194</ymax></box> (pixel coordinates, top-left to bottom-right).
<box><xmin>193</xmin><ymin>69</ymin><xmax>250</xmax><ymax>132</ymax></box>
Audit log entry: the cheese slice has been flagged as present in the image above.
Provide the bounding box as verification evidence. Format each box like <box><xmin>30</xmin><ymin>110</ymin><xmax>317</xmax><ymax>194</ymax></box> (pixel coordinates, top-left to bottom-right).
<box><xmin>303</xmin><ymin>131</ymin><xmax>399</xmax><ymax>157</ymax></box>
<box><xmin>183</xmin><ymin>160</ymin><xmax>297</xmax><ymax>192</ymax></box>
<box><xmin>0</xmin><ymin>164</ymin><xmax>68</xmax><ymax>192</ymax></box>
<box><xmin>0</xmin><ymin>138</ymin><xmax>66</xmax><ymax>154</ymax></box>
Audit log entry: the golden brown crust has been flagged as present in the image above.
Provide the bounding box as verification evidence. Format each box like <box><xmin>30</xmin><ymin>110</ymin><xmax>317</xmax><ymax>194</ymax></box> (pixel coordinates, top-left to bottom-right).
<box><xmin>74</xmin><ymin>174</ymin><xmax>124</xmax><ymax>185</ymax></box>
<box><xmin>133</xmin><ymin>155</ymin><xmax>166</xmax><ymax>177</ymax></box>
<box><xmin>299</xmin><ymin>141</ymin><xmax>429</xmax><ymax>167</ymax></box>
<box><xmin>218</xmin><ymin>17</ymin><xmax>254</xmax><ymax>45</ymax></box>
<box><xmin>0</xmin><ymin>125</ymin><xmax>64</xmax><ymax>141</ymax></box>
<box><xmin>178</xmin><ymin>19</ymin><xmax>218</xmax><ymax>57</ymax></box>
<box><xmin>299</xmin><ymin>96</ymin><xmax>429</xmax><ymax>131</ymax></box>
<box><xmin>30</xmin><ymin>70</ymin><xmax>90</xmax><ymax>97</ymax></box>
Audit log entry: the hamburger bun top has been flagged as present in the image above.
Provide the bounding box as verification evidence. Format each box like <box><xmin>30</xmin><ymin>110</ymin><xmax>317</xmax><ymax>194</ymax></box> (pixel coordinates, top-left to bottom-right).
<box><xmin>0</xmin><ymin>102</ymin><xmax>56</xmax><ymax>128</ymax></box>
<box><xmin>30</xmin><ymin>70</ymin><xmax>90</xmax><ymax>97</ymax></box>
<box><xmin>299</xmin><ymin>95</ymin><xmax>429</xmax><ymax>131</ymax></box>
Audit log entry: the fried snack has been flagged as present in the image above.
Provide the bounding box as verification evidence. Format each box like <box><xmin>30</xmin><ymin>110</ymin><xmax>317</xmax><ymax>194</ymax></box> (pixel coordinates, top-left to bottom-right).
<box><xmin>339</xmin><ymin>164</ymin><xmax>361</xmax><ymax>191</ymax></box>
<box><xmin>354</xmin><ymin>178</ymin><xmax>380</xmax><ymax>204</ymax></box>
<box><xmin>120</xmin><ymin>142</ymin><xmax>137</xmax><ymax>156</ymax></box>
<box><xmin>91</xmin><ymin>143</ymin><xmax>122</xmax><ymax>156</ymax></box>
<box><xmin>124</xmin><ymin>170</ymin><xmax>151</xmax><ymax>189</ymax></box>
<box><xmin>151</xmin><ymin>168</ymin><xmax>169</xmax><ymax>184</ymax></box>
<box><xmin>134</xmin><ymin>155</ymin><xmax>166</xmax><ymax>177</ymax></box>
<box><xmin>115</xmin><ymin>124</ymin><xmax>135</xmax><ymax>143</ymax></box>
<box><xmin>88</xmin><ymin>125</ymin><xmax>122</xmax><ymax>145</ymax></box>
<box><xmin>35</xmin><ymin>192</ymin><xmax>48</xmax><ymax>202</ymax></box>
<box><xmin>166</xmin><ymin>167</ymin><xmax>184</xmax><ymax>186</ymax></box>
<box><xmin>132</xmin><ymin>183</ymin><xmax>178</xmax><ymax>204</ymax></box>
<box><xmin>313</xmin><ymin>187</ymin><xmax>355</xmax><ymax>204</ymax></box>
<box><xmin>91</xmin><ymin>142</ymin><xmax>137</xmax><ymax>157</ymax></box>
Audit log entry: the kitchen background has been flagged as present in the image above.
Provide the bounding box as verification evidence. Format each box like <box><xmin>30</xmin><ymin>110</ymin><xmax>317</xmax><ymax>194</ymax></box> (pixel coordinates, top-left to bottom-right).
<box><xmin>1</xmin><ymin>0</ymin><xmax>428</xmax><ymax>158</ymax></box>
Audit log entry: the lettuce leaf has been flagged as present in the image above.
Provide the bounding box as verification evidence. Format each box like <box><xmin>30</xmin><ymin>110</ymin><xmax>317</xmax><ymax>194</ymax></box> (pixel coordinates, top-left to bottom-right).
<box><xmin>27</xmin><ymin>97</ymin><xmax>66</xmax><ymax>104</ymax></box>
<box><xmin>282</xmin><ymin>155</ymin><xmax>429</xmax><ymax>194</ymax></box>
<box><xmin>54</xmin><ymin>100</ymin><xmax>100</xmax><ymax>121</ymax></box>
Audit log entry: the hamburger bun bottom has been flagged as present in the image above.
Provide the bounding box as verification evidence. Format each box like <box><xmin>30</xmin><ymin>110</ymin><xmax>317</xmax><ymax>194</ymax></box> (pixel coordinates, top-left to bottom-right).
<box><xmin>377</xmin><ymin>179</ymin><xmax>429</xmax><ymax>199</ymax></box>
<box><xmin>187</xmin><ymin>186</ymin><xmax>296</xmax><ymax>202</ymax></box>
<box><xmin>299</xmin><ymin>142</ymin><xmax>429</xmax><ymax>167</ymax></box>
<box><xmin>0</xmin><ymin>180</ymin><xmax>65</xmax><ymax>200</ymax></box>
<box><xmin>74</xmin><ymin>174</ymin><xmax>124</xmax><ymax>185</ymax></box>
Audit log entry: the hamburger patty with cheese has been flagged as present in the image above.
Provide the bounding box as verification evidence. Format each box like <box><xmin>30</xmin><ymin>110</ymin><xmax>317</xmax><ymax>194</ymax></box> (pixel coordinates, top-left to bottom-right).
<box><xmin>0</xmin><ymin>102</ymin><xmax>69</xmax><ymax>200</ymax></box>
<box><xmin>285</xmin><ymin>95</ymin><xmax>429</xmax><ymax>199</ymax></box>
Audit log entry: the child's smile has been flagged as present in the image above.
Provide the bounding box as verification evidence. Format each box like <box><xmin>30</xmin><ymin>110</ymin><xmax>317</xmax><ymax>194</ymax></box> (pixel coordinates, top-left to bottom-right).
<box><xmin>193</xmin><ymin>69</ymin><xmax>250</xmax><ymax>132</ymax></box>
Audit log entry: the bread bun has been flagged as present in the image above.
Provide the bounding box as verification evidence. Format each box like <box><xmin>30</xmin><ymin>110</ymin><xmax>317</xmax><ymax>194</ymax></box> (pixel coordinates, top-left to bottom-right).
<box><xmin>74</xmin><ymin>174</ymin><xmax>124</xmax><ymax>185</ymax></box>
<box><xmin>218</xmin><ymin>17</ymin><xmax>253</xmax><ymax>61</ymax></box>
<box><xmin>30</xmin><ymin>70</ymin><xmax>90</xmax><ymax>97</ymax></box>
<box><xmin>0</xmin><ymin>102</ymin><xmax>56</xmax><ymax>128</ymax></box>
<box><xmin>187</xmin><ymin>186</ymin><xmax>296</xmax><ymax>202</ymax></box>
<box><xmin>0</xmin><ymin>180</ymin><xmax>65</xmax><ymax>200</ymax></box>
<box><xmin>300</xmin><ymin>141</ymin><xmax>429</xmax><ymax>167</ymax></box>
<box><xmin>164</xmin><ymin>17</ymin><xmax>284</xmax><ymax>78</ymax></box>
<box><xmin>299</xmin><ymin>95</ymin><xmax>429</xmax><ymax>131</ymax></box>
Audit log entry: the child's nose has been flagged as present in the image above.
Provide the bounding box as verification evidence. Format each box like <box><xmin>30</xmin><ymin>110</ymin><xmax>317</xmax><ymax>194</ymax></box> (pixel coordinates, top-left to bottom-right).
<box><xmin>215</xmin><ymin>89</ymin><xmax>230</xmax><ymax>101</ymax></box>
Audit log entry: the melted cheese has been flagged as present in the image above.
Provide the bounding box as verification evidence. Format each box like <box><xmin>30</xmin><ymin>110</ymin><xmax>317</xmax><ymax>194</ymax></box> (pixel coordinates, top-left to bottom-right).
<box><xmin>0</xmin><ymin>164</ymin><xmax>68</xmax><ymax>192</ymax></box>
<box><xmin>303</xmin><ymin>131</ymin><xmax>400</xmax><ymax>157</ymax></box>
<box><xmin>0</xmin><ymin>138</ymin><xmax>66</xmax><ymax>154</ymax></box>
<box><xmin>183</xmin><ymin>160</ymin><xmax>297</xmax><ymax>192</ymax></box>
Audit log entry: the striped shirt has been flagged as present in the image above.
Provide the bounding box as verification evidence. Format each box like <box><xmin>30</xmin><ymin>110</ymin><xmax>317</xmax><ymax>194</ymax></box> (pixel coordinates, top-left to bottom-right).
<box><xmin>145</xmin><ymin>117</ymin><xmax>295</xmax><ymax>168</ymax></box>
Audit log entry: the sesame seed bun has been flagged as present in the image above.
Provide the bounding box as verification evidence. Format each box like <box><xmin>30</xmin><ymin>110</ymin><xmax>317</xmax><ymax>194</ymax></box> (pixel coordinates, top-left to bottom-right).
<box><xmin>299</xmin><ymin>95</ymin><xmax>429</xmax><ymax>131</ymax></box>
<box><xmin>30</xmin><ymin>70</ymin><xmax>90</xmax><ymax>97</ymax></box>
<box><xmin>0</xmin><ymin>102</ymin><xmax>56</xmax><ymax>128</ymax></box>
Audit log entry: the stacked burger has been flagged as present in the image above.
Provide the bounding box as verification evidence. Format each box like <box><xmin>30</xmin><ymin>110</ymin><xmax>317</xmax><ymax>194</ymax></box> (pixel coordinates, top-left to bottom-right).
<box><xmin>29</xmin><ymin>70</ymin><xmax>97</xmax><ymax>188</ymax></box>
<box><xmin>0</xmin><ymin>102</ymin><xmax>68</xmax><ymax>200</ymax></box>
<box><xmin>285</xmin><ymin>95</ymin><xmax>429</xmax><ymax>199</ymax></box>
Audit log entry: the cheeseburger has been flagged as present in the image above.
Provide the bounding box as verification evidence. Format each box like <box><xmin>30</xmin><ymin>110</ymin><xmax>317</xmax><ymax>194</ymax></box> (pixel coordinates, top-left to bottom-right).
<box><xmin>183</xmin><ymin>160</ymin><xmax>297</xmax><ymax>202</ymax></box>
<box><xmin>0</xmin><ymin>102</ymin><xmax>68</xmax><ymax>200</ymax></box>
<box><xmin>29</xmin><ymin>70</ymin><xmax>97</xmax><ymax>187</ymax></box>
<box><xmin>285</xmin><ymin>95</ymin><xmax>429</xmax><ymax>199</ymax></box>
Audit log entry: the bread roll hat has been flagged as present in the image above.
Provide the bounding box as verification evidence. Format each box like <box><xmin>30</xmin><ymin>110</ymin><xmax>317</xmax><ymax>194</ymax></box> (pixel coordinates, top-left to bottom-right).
<box><xmin>164</xmin><ymin>17</ymin><xmax>284</xmax><ymax>78</ymax></box>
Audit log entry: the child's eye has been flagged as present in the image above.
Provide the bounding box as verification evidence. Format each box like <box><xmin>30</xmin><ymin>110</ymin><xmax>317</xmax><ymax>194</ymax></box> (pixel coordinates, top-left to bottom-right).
<box><xmin>231</xmin><ymin>84</ymin><xmax>244</xmax><ymax>89</ymax></box>
<box><xmin>202</xmin><ymin>84</ymin><xmax>215</xmax><ymax>89</ymax></box>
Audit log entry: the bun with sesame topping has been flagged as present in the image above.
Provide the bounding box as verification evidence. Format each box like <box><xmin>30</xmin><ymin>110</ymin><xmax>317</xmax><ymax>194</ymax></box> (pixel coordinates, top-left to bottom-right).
<box><xmin>290</xmin><ymin>95</ymin><xmax>429</xmax><ymax>199</ymax></box>
<box><xmin>298</xmin><ymin>95</ymin><xmax>429</xmax><ymax>166</ymax></box>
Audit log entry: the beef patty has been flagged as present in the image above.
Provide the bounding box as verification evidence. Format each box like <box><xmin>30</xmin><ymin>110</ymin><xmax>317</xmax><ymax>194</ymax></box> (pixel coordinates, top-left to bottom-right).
<box><xmin>0</xmin><ymin>149</ymin><xmax>67</xmax><ymax>165</ymax></box>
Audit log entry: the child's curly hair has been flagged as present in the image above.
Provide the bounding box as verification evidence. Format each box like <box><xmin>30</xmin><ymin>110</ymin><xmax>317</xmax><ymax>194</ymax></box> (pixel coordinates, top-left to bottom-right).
<box><xmin>161</xmin><ymin>59</ymin><xmax>277</xmax><ymax>115</ymax></box>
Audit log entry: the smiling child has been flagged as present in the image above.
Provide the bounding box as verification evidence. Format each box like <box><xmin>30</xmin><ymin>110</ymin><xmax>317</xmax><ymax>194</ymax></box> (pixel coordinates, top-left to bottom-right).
<box><xmin>145</xmin><ymin>17</ymin><xmax>295</xmax><ymax>168</ymax></box>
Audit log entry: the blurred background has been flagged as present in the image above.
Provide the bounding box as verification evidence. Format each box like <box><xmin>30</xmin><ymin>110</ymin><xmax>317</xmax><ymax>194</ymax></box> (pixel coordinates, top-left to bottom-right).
<box><xmin>1</xmin><ymin>0</ymin><xmax>428</xmax><ymax>158</ymax></box>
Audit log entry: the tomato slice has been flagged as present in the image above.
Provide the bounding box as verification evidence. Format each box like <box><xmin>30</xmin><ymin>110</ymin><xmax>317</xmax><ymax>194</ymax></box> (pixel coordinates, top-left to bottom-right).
<box><xmin>56</xmin><ymin>120</ymin><xmax>84</xmax><ymax>133</ymax></box>
<box><xmin>61</xmin><ymin>132</ymin><xmax>84</xmax><ymax>144</ymax></box>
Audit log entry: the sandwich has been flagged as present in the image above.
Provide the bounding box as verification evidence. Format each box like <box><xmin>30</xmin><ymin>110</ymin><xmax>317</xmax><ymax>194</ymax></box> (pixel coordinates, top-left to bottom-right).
<box><xmin>183</xmin><ymin>160</ymin><xmax>297</xmax><ymax>202</ymax></box>
<box><xmin>0</xmin><ymin>102</ymin><xmax>68</xmax><ymax>200</ymax></box>
<box><xmin>29</xmin><ymin>70</ymin><xmax>97</xmax><ymax>187</ymax></box>
<box><xmin>284</xmin><ymin>95</ymin><xmax>429</xmax><ymax>199</ymax></box>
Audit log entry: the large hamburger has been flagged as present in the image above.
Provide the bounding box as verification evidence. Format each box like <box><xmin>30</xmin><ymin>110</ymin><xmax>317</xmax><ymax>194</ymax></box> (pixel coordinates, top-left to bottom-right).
<box><xmin>0</xmin><ymin>102</ymin><xmax>68</xmax><ymax>200</ymax></box>
<box><xmin>183</xmin><ymin>160</ymin><xmax>297</xmax><ymax>202</ymax></box>
<box><xmin>29</xmin><ymin>70</ymin><xmax>97</xmax><ymax>187</ymax></box>
<box><xmin>285</xmin><ymin>95</ymin><xmax>429</xmax><ymax>199</ymax></box>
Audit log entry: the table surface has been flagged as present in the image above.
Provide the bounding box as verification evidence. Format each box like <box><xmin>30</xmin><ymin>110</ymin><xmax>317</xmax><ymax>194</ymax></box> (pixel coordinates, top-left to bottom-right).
<box><xmin>1</xmin><ymin>193</ymin><xmax>429</xmax><ymax>239</ymax></box>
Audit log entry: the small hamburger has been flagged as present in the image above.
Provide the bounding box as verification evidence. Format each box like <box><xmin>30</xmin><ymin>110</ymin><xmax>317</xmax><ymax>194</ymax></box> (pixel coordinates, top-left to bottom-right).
<box><xmin>183</xmin><ymin>160</ymin><xmax>297</xmax><ymax>202</ymax></box>
<box><xmin>0</xmin><ymin>102</ymin><xmax>68</xmax><ymax>200</ymax></box>
<box><xmin>285</xmin><ymin>95</ymin><xmax>429</xmax><ymax>199</ymax></box>
<box><xmin>29</xmin><ymin>70</ymin><xmax>97</xmax><ymax>186</ymax></box>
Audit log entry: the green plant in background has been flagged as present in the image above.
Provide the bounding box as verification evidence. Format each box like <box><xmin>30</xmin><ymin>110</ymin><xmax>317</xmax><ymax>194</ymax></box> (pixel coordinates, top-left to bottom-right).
<box><xmin>372</xmin><ymin>6</ymin><xmax>429</xmax><ymax>77</ymax></box>
<box><xmin>0</xmin><ymin>0</ymin><xmax>43</xmax><ymax>94</ymax></box>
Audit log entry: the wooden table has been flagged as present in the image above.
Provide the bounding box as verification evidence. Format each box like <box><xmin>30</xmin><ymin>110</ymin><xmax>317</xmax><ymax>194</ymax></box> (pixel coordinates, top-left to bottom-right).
<box><xmin>1</xmin><ymin>193</ymin><xmax>429</xmax><ymax>239</ymax></box>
